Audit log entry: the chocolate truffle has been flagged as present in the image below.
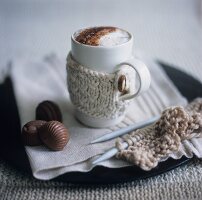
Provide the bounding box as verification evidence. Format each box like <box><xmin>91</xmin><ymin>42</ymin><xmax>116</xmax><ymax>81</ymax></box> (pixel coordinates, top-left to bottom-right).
<box><xmin>39</xmin><ymin>121</ymin><xmax>69</xmax><ymax>151</ymax></box>
<box><xmin>22</xmin><ymin>120</ymin><xmax>46</xmax><ymax>146</ymax></box>
<box><xmin>36</xmin><ymin>100</ymin><xmax>62</xmax><ymax>122</ymax></box>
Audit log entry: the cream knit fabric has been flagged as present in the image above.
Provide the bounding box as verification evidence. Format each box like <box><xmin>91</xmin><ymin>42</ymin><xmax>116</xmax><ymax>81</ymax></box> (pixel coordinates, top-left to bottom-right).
<box><xmin>66</xmin><ymin>53</ymin><xmax>130</xmax><ymax>119</ymax></box>
<box><xmin>116</xmin><ymin>98</ymin><xmax>202</xmax><ymax>170</ymax></box>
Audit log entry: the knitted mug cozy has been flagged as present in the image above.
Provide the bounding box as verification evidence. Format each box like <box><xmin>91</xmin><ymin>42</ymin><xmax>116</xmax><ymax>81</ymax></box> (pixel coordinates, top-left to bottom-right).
<box><xmin>116</xmin><ymin>98</ymin><xmax>202</xmax><ymax>170</ymax></box>
<box><xmin>66</xmin><ymin>53</ymin><xmax>132</xmax><ymax>119</ymax></box>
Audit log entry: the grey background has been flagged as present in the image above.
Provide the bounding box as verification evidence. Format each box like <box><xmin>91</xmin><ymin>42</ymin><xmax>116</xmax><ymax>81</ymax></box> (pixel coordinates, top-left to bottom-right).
<box><xmin>0</xmin><ymin>0</ymin><xmax>202</xmax><ymax>80</ymax></box>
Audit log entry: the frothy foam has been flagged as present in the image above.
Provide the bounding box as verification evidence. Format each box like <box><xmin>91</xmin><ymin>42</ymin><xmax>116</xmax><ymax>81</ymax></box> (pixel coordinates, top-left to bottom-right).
<box><xmin>74</xmin><ymin>27</ymin><xmax>131</xmax><ymax>47</ymax></box>
<box><xmin>99</xmin><ymin>29</ymin><xmax>130</xmax><ymax>46</ymax></box>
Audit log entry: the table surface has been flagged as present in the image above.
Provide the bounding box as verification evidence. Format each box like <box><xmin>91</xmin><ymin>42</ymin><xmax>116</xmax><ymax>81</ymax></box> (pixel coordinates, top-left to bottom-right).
<box><xmin>0</xmin><ymin>0</ymin><xmax>202</xmax><ymax>199</ymax></box>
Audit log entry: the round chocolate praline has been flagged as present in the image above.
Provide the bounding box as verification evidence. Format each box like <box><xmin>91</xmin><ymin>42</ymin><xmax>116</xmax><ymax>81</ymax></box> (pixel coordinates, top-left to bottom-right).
<box><xmin>39</xmin><ymin>121</ymin><xmax>69</xmax><ymax>151</ymax></box>
<box><xmin>22</xmin><ymin>120</ymin><xmax>46</xmax><ymax>146</ymax></box>
<box><xmin>36</xmin><ymin>100</ymin><xmax>62</xmax><ymax>122</ymax></box>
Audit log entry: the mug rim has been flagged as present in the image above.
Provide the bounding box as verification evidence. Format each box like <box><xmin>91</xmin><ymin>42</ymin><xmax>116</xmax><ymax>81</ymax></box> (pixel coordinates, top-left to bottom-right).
<box><xmin>71</xmin><ymin>26</ymin><xmax>133</xmax><ymax>49</ymax></box>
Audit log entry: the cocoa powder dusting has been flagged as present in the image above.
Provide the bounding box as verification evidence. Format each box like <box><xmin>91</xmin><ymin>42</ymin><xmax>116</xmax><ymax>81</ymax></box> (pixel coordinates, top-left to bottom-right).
<box><xmin>75</xmin><ymin>27</ymin><xmax>117</xmax><ymax>46</ymax></box>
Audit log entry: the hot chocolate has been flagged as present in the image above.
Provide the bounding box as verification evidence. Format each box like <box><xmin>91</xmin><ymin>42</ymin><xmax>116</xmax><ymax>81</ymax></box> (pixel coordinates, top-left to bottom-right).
<box><xmin>74</xmin><ymin>26</ymin><xmax>131</xmax><ymax>47</ymax></box>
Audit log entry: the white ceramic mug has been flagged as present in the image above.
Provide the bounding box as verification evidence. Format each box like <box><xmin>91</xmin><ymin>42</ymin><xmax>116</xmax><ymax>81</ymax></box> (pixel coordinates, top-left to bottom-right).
<box><xmin>67</xmin><ymin>27</ymin><xmax>151</xmax><ymax>127</ymax></box>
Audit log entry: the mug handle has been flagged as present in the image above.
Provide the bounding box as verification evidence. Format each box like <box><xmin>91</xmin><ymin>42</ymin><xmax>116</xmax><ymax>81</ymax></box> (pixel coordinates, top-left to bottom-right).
<box><xmin>117</xmin><ymin>58</ymin><xmax>151</xmax><ymax>101</ymax></box>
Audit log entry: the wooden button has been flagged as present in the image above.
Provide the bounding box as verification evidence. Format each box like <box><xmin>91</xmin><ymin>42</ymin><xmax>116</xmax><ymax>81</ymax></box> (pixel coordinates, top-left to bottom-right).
<box><xmin>118</xmin><ymin>75</ymin><xmax>127</xmax><ymax>93</ymax></box>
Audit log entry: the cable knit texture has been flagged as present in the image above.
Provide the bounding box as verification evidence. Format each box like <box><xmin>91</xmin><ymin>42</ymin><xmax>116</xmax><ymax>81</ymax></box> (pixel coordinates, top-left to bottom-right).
<box><xmin>116</xmin><ymin>98</ymin><xmax>202</xmax><ymax>170</ymax></box>
<box><xmin>66</xmin><ymin>53</ymin><xmax>130</xmax><ymax>119</ymax></box>
<box><xmin>0</xmin><ymin>159</ymin><xmax>201</xmax><ymax>200</ymax></box>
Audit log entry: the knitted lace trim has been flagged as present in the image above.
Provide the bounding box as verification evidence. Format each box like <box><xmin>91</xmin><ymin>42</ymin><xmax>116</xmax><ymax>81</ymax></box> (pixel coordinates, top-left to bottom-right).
<box><xmin>116</xmin><ymin>98</ymin><xmax>202</xmax><ymax>170</ymax></box>
<box><xmin>66</xmin><ymin>53</ymin><xmax>130</xmax><ymax>119</ymax></box>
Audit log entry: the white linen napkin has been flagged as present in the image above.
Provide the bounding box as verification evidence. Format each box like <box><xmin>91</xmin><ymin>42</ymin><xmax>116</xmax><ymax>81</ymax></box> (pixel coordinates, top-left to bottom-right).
<box><xmin>10</xmin><ymin>53</ymin><xmax>202</xmax><ymax>180</ymax></box>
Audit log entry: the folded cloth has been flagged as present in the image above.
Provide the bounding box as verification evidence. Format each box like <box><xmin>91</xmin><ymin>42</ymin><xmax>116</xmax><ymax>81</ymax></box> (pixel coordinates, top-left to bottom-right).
<box><xmin>10</xmin><ymin>53</ymin><xmax>201</xmax><ymax>180</ymax></box>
